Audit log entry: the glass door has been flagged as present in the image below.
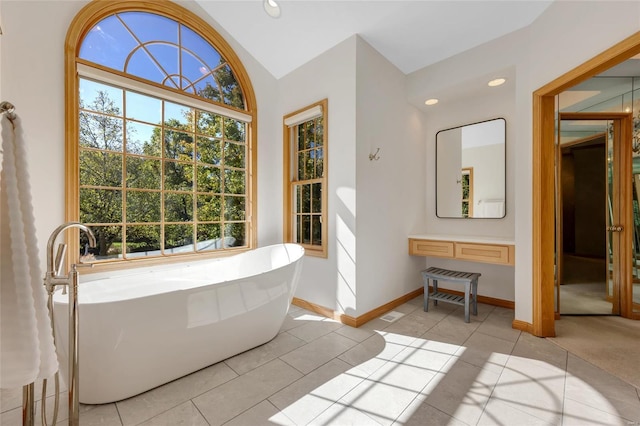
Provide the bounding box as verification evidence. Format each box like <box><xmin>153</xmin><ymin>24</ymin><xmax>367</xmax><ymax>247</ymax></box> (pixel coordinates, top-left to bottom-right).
<box><xmin>557</xmin><ymin>113</ymin><xmax>635</xmax><ymax>318</ymax></box>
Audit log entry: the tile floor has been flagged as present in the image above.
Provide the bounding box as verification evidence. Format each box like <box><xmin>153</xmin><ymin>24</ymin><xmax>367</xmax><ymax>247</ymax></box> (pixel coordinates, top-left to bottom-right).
<box><xmin>2</xmin><ymin>295</ymin><xmax>640</xmax><ymax>425</ymax></box>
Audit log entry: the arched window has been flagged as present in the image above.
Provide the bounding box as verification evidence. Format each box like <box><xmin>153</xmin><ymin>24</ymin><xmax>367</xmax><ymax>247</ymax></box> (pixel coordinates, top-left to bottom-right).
<box><xmin>65</xmin><ymin>0</ymin><xmax>256</xmax><ymax>264</ymax></box>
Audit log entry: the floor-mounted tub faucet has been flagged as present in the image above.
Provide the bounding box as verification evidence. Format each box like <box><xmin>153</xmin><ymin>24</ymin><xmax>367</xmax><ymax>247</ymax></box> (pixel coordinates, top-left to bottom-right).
<box><xmin>45</xmin><ymin>221</ymin><xmax>96</xmax><ymax>293</ymax></box>
<box><xmin>35</xmin><ymin>222</ymin><xmax>96</xmax><ymax>426</ymax></box>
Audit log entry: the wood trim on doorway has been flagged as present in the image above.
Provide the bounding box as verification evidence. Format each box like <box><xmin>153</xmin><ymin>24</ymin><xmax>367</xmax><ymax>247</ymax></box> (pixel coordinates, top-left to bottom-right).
<box><xmin>532</xmin><ymin>31</ymin><xmax>640</xmax><ymax>337</ymax></box>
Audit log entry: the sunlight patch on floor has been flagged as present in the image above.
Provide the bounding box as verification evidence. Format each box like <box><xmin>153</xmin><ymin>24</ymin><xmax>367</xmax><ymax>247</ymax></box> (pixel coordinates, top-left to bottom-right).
<box><xmin>269</xmin><ymin>330</ymin><xmax>626</xmax><ymax>425</ymax></box>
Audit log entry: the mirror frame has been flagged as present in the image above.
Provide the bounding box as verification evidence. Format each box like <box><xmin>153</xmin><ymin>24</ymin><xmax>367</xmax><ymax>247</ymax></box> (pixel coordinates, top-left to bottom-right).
<box><xmin>435</xmin><ymin>117</ymin><xmax>506</xmax><ymax>219</ymax></box>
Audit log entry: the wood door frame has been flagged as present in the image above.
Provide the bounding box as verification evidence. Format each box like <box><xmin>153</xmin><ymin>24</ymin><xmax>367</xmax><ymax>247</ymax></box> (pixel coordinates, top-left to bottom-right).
<box><xmin>533</xmin><ymin>31</ymin><xmax>640</xmax><ymax>337</ymax></box>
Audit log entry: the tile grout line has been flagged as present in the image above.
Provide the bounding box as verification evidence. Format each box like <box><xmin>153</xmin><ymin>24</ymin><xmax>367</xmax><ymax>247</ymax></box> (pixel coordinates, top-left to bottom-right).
<box><xmin>470</xmin><ymin>329</ymin><xmax>516</xmax><ymax>426</ymax></box>
<box><xmin>189</xmin><ymin>399</ymin><xmax>211</xmax><ymax>426</ymax></box>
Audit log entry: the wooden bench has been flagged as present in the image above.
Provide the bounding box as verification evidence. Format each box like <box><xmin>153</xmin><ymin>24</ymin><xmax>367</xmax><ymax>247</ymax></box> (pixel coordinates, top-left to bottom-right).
<box><xmin>421</xmin><ymin>266</ymin><xmax>481</xmax><ymax>323</ymax></box>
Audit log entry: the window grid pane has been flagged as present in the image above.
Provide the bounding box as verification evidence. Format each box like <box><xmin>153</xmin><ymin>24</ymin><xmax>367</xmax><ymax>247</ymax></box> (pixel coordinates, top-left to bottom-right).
<box><xmin>289</xmin><ymin>111</ymin><xmax>325</xmax><ymax>250</ymax></box>
<box><xmin>79</xmin><ymin>75</ymin><xmax>249</xmax><ymax>260</ymax></box>
<box><xmin>79</xmin><ymin>11</ymin><xmax>245</xmax><ymax>109</ymax></box>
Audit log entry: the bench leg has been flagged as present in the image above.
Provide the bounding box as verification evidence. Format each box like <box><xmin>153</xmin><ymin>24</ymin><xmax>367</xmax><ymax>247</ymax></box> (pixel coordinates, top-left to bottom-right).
<box><xmin>464</xmin><ymin>281</ymin><xmax>470</xmax><ymax>323</ymax></box>
<box><xmin>472</xmin><ymin>279</ymin><xmax>478</xmax><ymax>316</ymax></box>
<box><xmin>422</xmin><ymin>275</ymin><xmax>430</xmax><ymax>312</ymax></box>
<box><xmin>432</xmin><ymin>279</ymin><xmax>438</xmax><ymax>306</ymax></box>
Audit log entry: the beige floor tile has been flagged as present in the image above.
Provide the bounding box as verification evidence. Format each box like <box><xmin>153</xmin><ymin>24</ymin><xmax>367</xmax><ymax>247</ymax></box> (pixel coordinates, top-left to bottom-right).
<box><xmin>288</xmin><ymin>305</ymin><xmax>303</xmax><ymax>314</ymax></box>
<box><xmin>309</xmin><ymin>401</ymin><xmax>384</xmax><ymax>426</ymax></box>
<box><xmin>512</xmin><ymin>332</ymin><xmax>567</xmax><ymax>370</ymax></box>
<box><xmin>0</xmin><ymin>392</ymin><xmax>72</xmax><ymax>426</ymax></box>
<box><xmin>408</xmin><ymin>334</ymin><xmax>462</xmax><ymax>355</ymax></box>
<box><xmin>565</xmin><ymin>353</ymin><xmax>635</xmax><ymax>388</ymax></box>
<box><xmin>410</xmin><ymin>304</ymin><xmax>457</xmax><ymax>323</ymax></box>
<box><xmin>391</xmin><ymin>302</ymin><xmax>420</xmax><ymax>315</ymax></box>
<box><xmin>478</xmin><ymin>398</ymin><xmax>554</xmax><ymax>425</ymax></box>
<box><xmin>279</xmin><ymin>332</ymin><xmax>357</xmax><ymax>374</ymax></box>
<box><xmin>564</xmin><ymin>362</ymin><xmax>640</xmax><ymax>423</ymax></box>
<box><xmin>367</xmin><ymin>358</ymin><xmax>439</xmax><ymax>393</ymax></box>
<box><xmin>561</xmin><ymin>397</ymin><xmax>635</xmax><ymax>426</ymax></box>
<box><xmin>394</xmin><ymin>399</ymin><xmax>467</xmax><ymax>426</ymax></box>
<box><xmin>1</xmin><ymin>377</ymin><xmax>67</xmax><ymax>415</ymax></box>
<box><xmin>490</xmin><ymin>356</ymin><xmax>565</xmax><ymax>424</ymax></box>
<box><xmin>278</xmin><ymin>315</ymin><xmax>307</xmax><ymax>333</ymax></box>
<box><xmin>76</xmin><ymin>403</ymin><xmax>123</xmax><ymax>426</ymax></box>
<box><xmin>419</xmin><ymin>329</ymin><xmax>469</xmax><ymax>346</ymax></box>
<box><xmin>0</xmin><ymin>407</ymin><xmax>21</xmax><ymax>426</ymax></box>
<box><xmin>223</xmin><ymin>400</ymin><xmax>295</xmax><ymax>426</ymax></box>
<box><xmin>1</xmin><ymin>386</ymin><xmax>23</xmax><ymax>415</ymax></box>
<box><xmin>391</xmin><ymin>343</ymin><xmax>455</xmax><ymax>374</ymax></box>
<box><xmin>475</xmin><ymin>312</ymin><xmax>522</xmax><ymax>343</ymax></box>
<box><xmin>117</xmin><ymin>361</ymin><xmax>237</xmax><ymax>425</ymax></box>
<box><xmin>405</xmin><ymin>295</ymin><xmax>425</xmax><ymax>307</ymax></box>
<box><xmin>269</xmin><ymin>359</ymin><xmax>365</xmax><ymax>425</ymax></box>
<box><xmin>193</xmin><ymin>359</ymin><xmax>302</xmax><ymax>426</ymax></box>
<box><xmin>334</xmin><ymin>324</ymin><xmax>377</xmax><ymax>342</ymax></box>
<box><xmin>381</xmin><ymin>313</ymin><xmax>440</xmax><ymax>338</ymax></box>
<box><xmin>286</xmin><ymin>319</ymin><xmax>343</xmax><ymax>343</ymax></box>
<box><xmin>224</xmin><ymin>332</ymin><xmax>306</xmax><ymax>375</ymax></box>
<box><xmin>454</xmin><ymin>331</ymin><xmax>515</xmax><ymax>374</ymax></box>
<box><xmin>338</xmin><ymin>334</ymin><xmax>406</xmax><ymax>376</ymax></box>
<box><xmin>422</xmin><ymin>359</ymin><xmax>500</xmax><ymax>425</ymax></box>
<box><xmin>448</xmin><ymin>303</ymin><xmax>495</xmax><ymax>323</ymax></box>
<box><xmin>339</xmin><ymin>379</ymin><xmax>419</xmax><ymax>426</ymax></box>
<box><xmin>427</xmin><ymin>315</ymin><xmax>481</xmax><ymax>342</ymax></box>
<box><xmin>138</xmin><ymin>401</ymin><xmax>207</xmax><ymax>426</ymax></box>
<box><xmin>357</xmin><ymin>317</ymin><xmax>393</xmax><ymax>332</ymax></box>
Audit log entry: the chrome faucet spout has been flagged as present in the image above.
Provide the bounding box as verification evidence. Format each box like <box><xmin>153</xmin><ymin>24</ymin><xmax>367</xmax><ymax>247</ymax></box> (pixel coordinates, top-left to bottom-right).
<box><xmin>46</xmin><ymin>221</ymin><xmax>96</xmax><ymax>278</ymax></box>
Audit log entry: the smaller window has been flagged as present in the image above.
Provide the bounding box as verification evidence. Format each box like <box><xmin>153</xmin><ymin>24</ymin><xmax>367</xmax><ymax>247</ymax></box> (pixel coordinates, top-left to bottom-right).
<box><xmin>283</xmin><ymin>99</ymin><xmax>328</xmax><ymax>257</ymax></box>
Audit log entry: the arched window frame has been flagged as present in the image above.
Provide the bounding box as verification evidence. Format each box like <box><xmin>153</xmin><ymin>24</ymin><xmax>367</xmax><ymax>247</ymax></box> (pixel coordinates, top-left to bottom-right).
<box><xmin>65</xmin><ymin>0</ymin><xmax>257</xmax><ymax>270</ymax></box>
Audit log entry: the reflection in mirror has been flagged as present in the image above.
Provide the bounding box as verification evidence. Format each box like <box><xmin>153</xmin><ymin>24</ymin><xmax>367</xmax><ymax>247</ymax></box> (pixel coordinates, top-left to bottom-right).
<box><xmin>436</xmin><ymin>118</ymin><xmax>506</xmax><ymax>218</ymax></box>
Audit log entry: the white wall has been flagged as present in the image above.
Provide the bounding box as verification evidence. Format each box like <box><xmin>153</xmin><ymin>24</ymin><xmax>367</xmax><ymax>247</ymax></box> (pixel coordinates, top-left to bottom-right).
<box><xmin>0</xmin><ymin>0</ymin><xmax>278</xmax><ymax>274</ymax></box>
<box><xmin>354</xmin><ymin>37</ymin><xmax>426</xmax><ymax>315</ymax></box>
<box><xmin>278</xmin><ymin>37</ymin><xmax>358</xmax><ymax>314</ymax></box>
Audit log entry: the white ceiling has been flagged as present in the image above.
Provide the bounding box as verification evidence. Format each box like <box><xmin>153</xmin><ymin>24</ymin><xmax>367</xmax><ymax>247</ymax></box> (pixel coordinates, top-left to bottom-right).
<box><xmin>195</xmin><ymin>0</ymin><xmax>554</xmax><ymax>79</ymax></box>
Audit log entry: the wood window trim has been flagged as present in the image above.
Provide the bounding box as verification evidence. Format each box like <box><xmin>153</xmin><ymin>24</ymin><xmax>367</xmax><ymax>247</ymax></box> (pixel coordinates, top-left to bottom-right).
<box><xmin>283</xmin><ymin>99</ymin><xmax>328</xmax><ymax>258</ymax></box>
<box><xmin>65</xmin><ymin>0</ymin><xmax>257</xmax><ymax>271</ymax></box>
<box><xmin>532</xmin><ymin>31</ymin><xmax>640</xmax><ymax>336</ymax></box>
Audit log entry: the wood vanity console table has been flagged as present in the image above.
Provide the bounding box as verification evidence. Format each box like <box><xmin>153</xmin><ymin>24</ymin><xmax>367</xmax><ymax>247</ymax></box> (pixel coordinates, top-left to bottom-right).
<box><xmin>408</xmin><ymin>235</ymin><xmax>515</xmax><ymax>266</ymax></box>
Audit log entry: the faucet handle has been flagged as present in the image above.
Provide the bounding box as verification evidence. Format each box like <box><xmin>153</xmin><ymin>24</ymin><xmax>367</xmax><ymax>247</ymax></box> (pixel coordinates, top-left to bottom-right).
<box><xmin>54</xmin><ymin>243</ymin><xmax>67</xmax><ymax>276</ymax></box>
<box><xmin>72</xmin><ymin>262</ymin><xmax>94</xmax><ymax>270</ymax></box>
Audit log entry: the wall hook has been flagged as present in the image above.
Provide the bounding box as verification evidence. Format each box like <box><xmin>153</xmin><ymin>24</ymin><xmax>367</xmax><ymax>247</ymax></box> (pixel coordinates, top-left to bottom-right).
<box><xmin>369</xmin><ymin>147</ymin><xmax>381</xmax><ymax>161</ymax></box>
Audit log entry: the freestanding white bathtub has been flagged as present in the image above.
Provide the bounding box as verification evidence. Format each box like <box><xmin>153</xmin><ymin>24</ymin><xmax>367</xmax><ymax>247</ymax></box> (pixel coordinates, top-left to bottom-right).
<box><xmin>52</xmin><ymin>243</ymin><xmax>304</xmax><ymax>404</ymax></box>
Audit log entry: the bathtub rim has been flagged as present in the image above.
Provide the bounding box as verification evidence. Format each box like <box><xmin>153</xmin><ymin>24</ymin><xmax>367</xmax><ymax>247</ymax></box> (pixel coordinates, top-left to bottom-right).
<box><xmin>53</xmin><ymin>243</ymin><xmax>304</xmax><ymax>305</ymax></box>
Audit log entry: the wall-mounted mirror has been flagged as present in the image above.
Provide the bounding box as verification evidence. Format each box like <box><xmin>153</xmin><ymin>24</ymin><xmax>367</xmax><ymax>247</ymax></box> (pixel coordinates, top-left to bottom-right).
<box><xmin>436</xmin><ymin>118</ymin><xmax>506</xmax><ymax>218</ymax></box>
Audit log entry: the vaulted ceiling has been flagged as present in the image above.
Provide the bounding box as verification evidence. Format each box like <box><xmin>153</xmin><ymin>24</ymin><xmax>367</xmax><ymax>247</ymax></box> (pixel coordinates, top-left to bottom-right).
<box><xmin>195</xmin><ymin>0</ymin><xmax>554</xmax><ymax>79</ymax></box>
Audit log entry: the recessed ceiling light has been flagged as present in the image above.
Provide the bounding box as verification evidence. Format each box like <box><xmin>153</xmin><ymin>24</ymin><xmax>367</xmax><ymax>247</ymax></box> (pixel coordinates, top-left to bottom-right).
<box><xmin>263</xmin><ymin>0</ymin><xmax>281</xmax><ymax>18</ymax></box>
<box><xmin>425</xmin><ymin>98</ymin><xmax>439</xmax><ymax>106</ymax></box>
<box><xmin>488</xmin><ymin>78</ymin><xmax>506</xmax><ymax>87</ymax></box>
